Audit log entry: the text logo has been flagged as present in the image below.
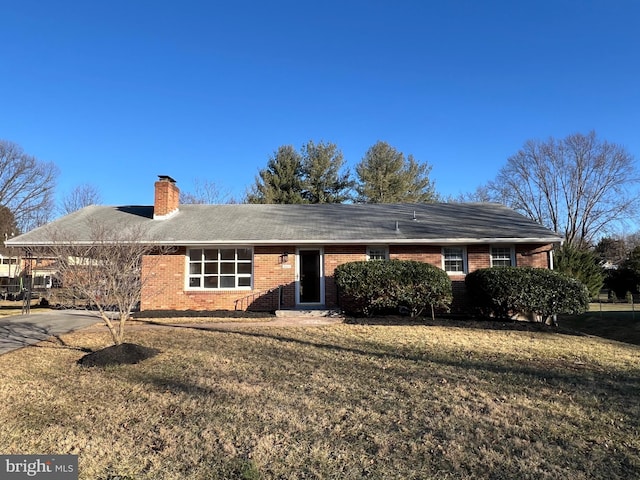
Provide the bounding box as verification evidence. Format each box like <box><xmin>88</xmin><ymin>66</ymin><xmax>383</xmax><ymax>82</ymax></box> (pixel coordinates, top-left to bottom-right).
<box><xmin>1</xmin><ymin>455</ymin><xmax>78</xmax><ymax>479</ymax></box>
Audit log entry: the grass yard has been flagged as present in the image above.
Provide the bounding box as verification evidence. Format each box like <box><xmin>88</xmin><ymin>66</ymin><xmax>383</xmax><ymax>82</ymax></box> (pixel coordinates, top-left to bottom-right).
<box><xmin>559</xmin><ymin>302</ymin><xmax>640</xmax><ymax>346</ymax></box>
<box><xmin>0</xmin><ymin>300</ymin><xmax>44</xmax><ymax>318</ymax></box>
<box><xmin>0</xmin><ymin>320</ymin><xmax>639</xmax><ymax>479</ymax></box>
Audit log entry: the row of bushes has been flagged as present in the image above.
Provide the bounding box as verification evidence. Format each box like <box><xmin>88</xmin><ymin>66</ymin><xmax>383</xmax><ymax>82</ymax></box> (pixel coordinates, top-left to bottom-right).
<box><xmin>334</xmin><ymin>261</ymin><xmax>589</xmax><ymax>321</ymax></box>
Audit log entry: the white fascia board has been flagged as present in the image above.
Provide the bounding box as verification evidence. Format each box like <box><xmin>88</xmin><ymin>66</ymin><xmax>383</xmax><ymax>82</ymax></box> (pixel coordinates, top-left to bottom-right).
<box><xmin>162</xmin><ymin>237</ymin><xmax>563</xmax><ymax>246</ymax></box>
<box><xmin>6</xmin><ymin>237</ymin><xmax>563</xmax><ymax>248</ymax></box>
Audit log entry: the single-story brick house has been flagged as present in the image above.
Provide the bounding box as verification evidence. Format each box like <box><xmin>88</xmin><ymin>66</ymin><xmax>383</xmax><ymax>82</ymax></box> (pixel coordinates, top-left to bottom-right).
<box><xmin>6</xmin><ymin>176</ymin><xmax>563</xmax><ymax>312</ymax></box>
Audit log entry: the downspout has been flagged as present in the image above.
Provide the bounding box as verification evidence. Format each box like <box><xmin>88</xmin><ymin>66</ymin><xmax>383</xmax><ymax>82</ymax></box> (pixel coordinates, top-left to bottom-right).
<box><xmin>549</xmin><ymin>240</ymin><xmax>563</xmax><ymax>270</ymax></box>
<box><xmin>550</xmin><ymin>240</ymin><xmax>563</xmax><ymax>327</ymax></box>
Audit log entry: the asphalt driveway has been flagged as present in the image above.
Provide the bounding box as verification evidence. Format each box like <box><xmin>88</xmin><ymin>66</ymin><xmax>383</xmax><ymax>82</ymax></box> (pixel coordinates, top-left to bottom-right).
<box><xmin>0</xmin><ymin>310</ymin><xmax>102</xmax><ymax>355</ymax></box>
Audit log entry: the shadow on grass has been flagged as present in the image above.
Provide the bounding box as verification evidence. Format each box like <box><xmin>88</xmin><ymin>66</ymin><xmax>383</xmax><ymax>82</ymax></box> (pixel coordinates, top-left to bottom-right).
<box><xmin>348</xmin><ymin>313</ymin><xmax>640</xmax><ymax>347</ymax></box>
<box><xmin>0</xmin><ymin>321</ymin><xmax>94</xmax><ymax>353</ymax></box>
<box><xmin>348</xmin><ymin>315</ymin><xmax>579</xmax><ymax>332</ymax></box>
<box><xmin>145</xmin><ymin>322</ymin><xmax>640</xmax><ymax>401</ymax></box>
<box><xmin>559</xmin><ymin>310</ymin><xmax>640</xmax><ymax>346</ymax></box>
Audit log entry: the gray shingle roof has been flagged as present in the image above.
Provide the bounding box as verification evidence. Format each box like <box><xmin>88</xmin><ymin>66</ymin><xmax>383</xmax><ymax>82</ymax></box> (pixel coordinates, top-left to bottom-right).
<box><xmin>5</xmin><ymin>202</ymin><xmax>562</xmax><ymax>247</ymax></box>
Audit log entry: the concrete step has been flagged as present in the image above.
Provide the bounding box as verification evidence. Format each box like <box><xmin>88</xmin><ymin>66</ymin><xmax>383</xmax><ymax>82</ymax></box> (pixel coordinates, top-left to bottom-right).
<box><xmin>275</xmin><ymin>308</ymin><xmax>342</xmax><ymax>318</ymax></box>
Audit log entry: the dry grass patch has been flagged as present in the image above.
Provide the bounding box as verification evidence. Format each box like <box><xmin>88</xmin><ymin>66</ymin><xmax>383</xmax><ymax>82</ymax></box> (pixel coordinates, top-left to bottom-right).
<box><xmin>0</xmin><ymin>300</ymin><xmax>48</xmax><ymax>318</ymax></box>
<box><xmin>0</xmin><ymin>322</ymin><xmax>638</xmax><ymax>479</ymax></box>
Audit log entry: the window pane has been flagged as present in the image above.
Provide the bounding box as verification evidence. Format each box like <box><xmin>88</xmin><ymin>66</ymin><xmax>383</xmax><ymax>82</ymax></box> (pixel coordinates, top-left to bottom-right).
<box><xmin>368</xmin><ymin>248</ymin><xmax>387</xmax><ymax>260</ymax></box>
<box><xmin>204</xmin><ymin>263</ymin><xmax>218</xmax><ymax>274</ymax></box>
<box><xmin>188</xmin><ymin>247</ymin><xmax>253</xmax><ymax>290</ymax></box>
<box><xmin>491</xmin><ymin>247</ymin><xmax>512</xmax><ymax>267</ymax></box>
<box><xmin>220</xmin><ymin>249</ymin><xmax>235</xmax><ymax>260</ymax></box>
<box><xmin>237</xmin><ymin>248</ymin><xmax>252</xmax><ymax>260</ymax></box>
<box><xmin>444</xmin><ymin>248</ymin><xmax>464</xmax><ymax>272</ymax></box>
<box><xmin>204</xmin><ymin>249</ymin><xmax>218</xmax><ymax>261</ymax></box>
<box><xmin>220</xmin><ymin>262</ymin><xmax>235</xmax><ymax>274</ymax></box>
<box><xmin>445</xmin><ymin>260</ymin><xmax>463</xmax><ymax>272</ymax></box>
<box><xmin>237</xmin><ymin>263</ymin><xmax>252</xmax><ymax>274</ymax></box>
<box><xmin>444</xmin><ymin>247</ymin><xmax>463</xmax><ymax>258</ymax></box>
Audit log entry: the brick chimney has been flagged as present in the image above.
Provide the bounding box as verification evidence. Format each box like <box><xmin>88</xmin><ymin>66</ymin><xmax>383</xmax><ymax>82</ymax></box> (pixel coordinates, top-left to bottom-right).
<box><xmin>154</xmin><ymin>175</ymin><xmax>180</xmax><ymax>219</ymax></box>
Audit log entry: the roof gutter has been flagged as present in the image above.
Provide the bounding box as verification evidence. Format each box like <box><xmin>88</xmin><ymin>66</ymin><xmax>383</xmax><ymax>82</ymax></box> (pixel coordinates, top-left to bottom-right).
<box><xmin>6</xmin><ymin>237</ymin><xmax>563</xmax><ymax>248</ymax></box>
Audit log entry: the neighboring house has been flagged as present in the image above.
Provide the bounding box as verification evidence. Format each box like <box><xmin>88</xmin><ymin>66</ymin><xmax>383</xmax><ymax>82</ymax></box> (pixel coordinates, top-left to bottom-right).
<box><xmin>0</xmin><ymin>252</ymin><xmax>56</xmax><ymax>298</ymax></box>
<box><xmin>6</xmin><ymin>176</ymin><xmax>562</xmax><ymax>312</ymax></box>
<box><xmin>0</xmin><ymin>253</ymin><xmax>20</xmax><ymax>296</ymax></box>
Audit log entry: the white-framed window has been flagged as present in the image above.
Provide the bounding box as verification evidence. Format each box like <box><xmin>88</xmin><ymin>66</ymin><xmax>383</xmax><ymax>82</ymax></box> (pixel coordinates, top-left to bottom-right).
<box><xmin>187</xmin><ymin>247</ymin><xmax>253</xmax><ymax>289</ymax></box>
<box><xmin>367</xmin><ymin>246</ymin><xmax>388</xmax><ymax>261</ymax></box>
<box><xmin>442</xmin><ymin>247</ymin><xmax>466</xmax><ymax>273</ymax></box>
<box><xmin>491</xmin><ymin>246</ymin><xmax>515</xmax><ymax>267</ymax></box>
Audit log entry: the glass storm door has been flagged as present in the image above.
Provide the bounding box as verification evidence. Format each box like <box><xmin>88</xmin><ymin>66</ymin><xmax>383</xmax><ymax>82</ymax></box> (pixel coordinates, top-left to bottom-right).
<box><xmin>298</xmin><ymin>249</ymin><xmax>322</xmax><ymax>304</ymax></box>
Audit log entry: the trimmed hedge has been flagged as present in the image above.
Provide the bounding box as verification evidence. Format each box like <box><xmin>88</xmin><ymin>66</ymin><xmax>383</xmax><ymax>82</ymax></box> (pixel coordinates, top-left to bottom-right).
<box><xmin>465</xmin><ymin>267</ymin><xmax>589</xmax><ymax>322</ymax></box>
<box><xmin>334</xmin><ymin>260</ymin><xmax>452</xmax><ymax>317</ymax></box>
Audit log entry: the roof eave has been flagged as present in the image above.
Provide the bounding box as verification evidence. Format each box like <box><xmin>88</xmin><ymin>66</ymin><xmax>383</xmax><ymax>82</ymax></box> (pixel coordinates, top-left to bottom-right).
<box><xmin>5</xmin><ymin>236</ymin><xmax>563</xmax><ymax>248</ymax></box>
<box><xmin>144</xmin><ymin>236</ymin><xmax>563</xmax><ymax>246</ymax></box>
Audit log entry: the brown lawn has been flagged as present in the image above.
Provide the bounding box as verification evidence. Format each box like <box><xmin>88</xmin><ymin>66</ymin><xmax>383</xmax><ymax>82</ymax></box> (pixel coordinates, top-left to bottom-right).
<box><xmin>0</xmin><ymin>319</ymin><xmax>638</xmax><ymax>479</ymax></box>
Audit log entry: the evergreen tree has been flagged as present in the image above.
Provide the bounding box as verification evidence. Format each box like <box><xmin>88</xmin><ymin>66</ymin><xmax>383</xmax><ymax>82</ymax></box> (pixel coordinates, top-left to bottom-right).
<box><xmin>355</xmin><ymin>141</ymin><xmax>437</xmax><ymax>203</ymax></box>
<box><xmin>554</xmin><ymin>243</ymin><xmax>604</xmax><ymax>298</ymax></box>
<box><xmin>246</xmin><ymin>145</ymin><xmax>305</xmax><ymax>204</ymax></box>
<box><xmin>301</xmin><ymin>140</ymin><xmax>354</xmax><ymax>203</ymax></box>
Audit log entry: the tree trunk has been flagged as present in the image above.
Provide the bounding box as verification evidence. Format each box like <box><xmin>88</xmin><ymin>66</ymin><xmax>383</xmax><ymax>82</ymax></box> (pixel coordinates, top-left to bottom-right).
<box><xmin>99</xmin><ymin>312</ymin><xmax>123</xmax><ymax>346</ymax></box>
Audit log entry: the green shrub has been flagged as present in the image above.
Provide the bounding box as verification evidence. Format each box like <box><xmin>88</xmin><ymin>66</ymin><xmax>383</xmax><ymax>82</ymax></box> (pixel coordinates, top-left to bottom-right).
<box><xmin>334</xmin><ymin>260</ymin><xmax>452</xmax><ymax>317</ymax></box>
<box><xmin>465</xmin><ymin>267</ymin><xmax>589</xmax><ymax>322</ymax></box>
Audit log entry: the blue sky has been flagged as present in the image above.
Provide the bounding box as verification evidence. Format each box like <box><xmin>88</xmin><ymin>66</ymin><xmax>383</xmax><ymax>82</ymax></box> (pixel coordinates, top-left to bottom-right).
<box><xmin>1</xmin><ymin>0</ymin><xmax>639</xmax><ymax>208</ymax></box>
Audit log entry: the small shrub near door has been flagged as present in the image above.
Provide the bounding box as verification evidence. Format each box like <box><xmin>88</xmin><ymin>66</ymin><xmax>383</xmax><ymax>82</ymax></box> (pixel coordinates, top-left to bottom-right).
<box><xmin>465</xmin><ymin>267</ymin><xmax>589</xmax><ymax>323</ymax></box>
<box><xmin>334</xmin><ymin>260</ymin><xmax>452</xmax><ymax>317</ymax></box>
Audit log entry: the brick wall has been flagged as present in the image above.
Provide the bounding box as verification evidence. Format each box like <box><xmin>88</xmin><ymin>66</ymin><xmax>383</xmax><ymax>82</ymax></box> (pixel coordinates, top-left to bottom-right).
<box><xmin>141</xmin><ymin>245</ymin><xmax>298</xmax><ymax>311</ymax></box>
<box><xmin>391</xmin><ymin>244</ymin><xmax>442</xmax><ymax>265</ymax></box>
<box><xmin>141</xmin><ymin>242</ymin><xmax>555</xmax><ymax>312</ymax></box>
<box><xmin>516</xmin><ymin>244</ymin><xmax>553</xmax><ymax>268</ymax></box>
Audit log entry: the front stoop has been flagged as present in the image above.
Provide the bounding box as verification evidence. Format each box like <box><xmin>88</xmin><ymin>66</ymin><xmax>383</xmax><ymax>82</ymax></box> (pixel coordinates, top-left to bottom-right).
<box><xmin>275</xmin><ymin>308</ymin><xmax>342</xmax><ymax>318</ymax></box>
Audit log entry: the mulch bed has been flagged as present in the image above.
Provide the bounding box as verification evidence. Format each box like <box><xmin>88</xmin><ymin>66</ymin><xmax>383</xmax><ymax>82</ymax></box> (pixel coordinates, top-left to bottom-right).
<box><xmin>77</xmin><ymin>343</ymin><xmax>161</xmax><ymax>367</ymax></box>
<box><xmin>133</xmin><ymin>309</ymin><xmax>273</xmax><ymax>319</ymax></box>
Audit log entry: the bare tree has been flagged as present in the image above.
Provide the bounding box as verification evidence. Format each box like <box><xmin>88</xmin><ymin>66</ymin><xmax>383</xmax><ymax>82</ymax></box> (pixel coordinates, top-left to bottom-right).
<box><xmin>0</xmin><ymin>206</ymin><xmax>18</xmax><ymax>257</ymax></box>
<box><xmin>0</xmin><ymin>140</ymin><xmax>59</xmax><ymax>232</ymax></box>
<box><xmin>59</xmin><ymin>183</ymin><xmax>102</xmax><ymax>214</ymax></box>
<box><xmin>41</xmin><ymin>220</ymin><xmax>169</xmax><ymax>346</ymax></box>
<box><xmin>484</xmin><ymin>132</ymin><xmax>639</xmax><ymax>247</ymax></box>
<box><xmin>180</xmin><ymin>178</ymin><xmax>233</xmax><ymax>204</ymax></box>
